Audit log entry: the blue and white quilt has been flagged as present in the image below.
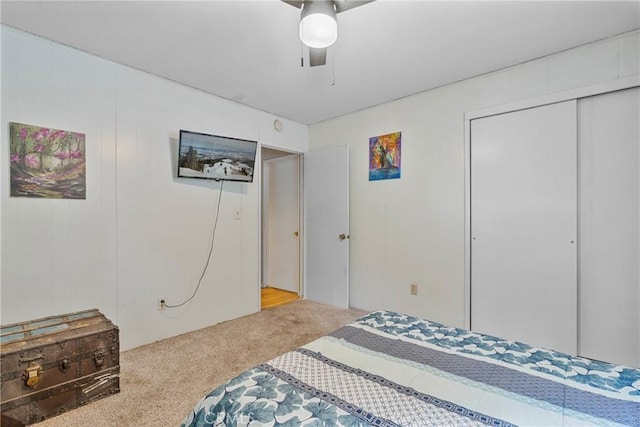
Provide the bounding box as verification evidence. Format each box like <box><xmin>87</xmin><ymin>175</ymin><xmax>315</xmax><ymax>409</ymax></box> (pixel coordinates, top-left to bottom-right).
<box><xmin>182</xmin><ymin>310</ymin><xmax>640</xmax><ymax>426</ymax></box>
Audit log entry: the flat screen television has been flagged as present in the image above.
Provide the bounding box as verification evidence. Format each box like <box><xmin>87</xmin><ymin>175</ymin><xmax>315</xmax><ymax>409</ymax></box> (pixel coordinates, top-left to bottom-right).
<box><xmin>177</xmin><ymin>129</ymin><xmax>257</xmax><ymax>182</ymax></box>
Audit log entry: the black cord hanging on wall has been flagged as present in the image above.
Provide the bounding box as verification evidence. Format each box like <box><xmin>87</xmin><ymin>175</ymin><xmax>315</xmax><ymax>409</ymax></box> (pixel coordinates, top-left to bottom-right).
<box><xmin>164</xmin><ymin>180</ymin><xmax>225</xmax><ymax>308</ymax></box>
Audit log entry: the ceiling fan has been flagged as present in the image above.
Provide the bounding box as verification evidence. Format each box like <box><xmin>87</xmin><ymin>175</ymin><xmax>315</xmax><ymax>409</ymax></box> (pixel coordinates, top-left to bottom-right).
<box><xmin>282</xmin><ymin>0</ymin><xmax>375</xmax><ymax>67</ymax></box>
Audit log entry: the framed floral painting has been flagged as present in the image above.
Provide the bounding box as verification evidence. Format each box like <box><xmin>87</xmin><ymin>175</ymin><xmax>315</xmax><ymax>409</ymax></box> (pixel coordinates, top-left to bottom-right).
<box><xmin>9</xmin><ymin>122</ymin><xmax>86</xmax><ymax>199</ymax></box>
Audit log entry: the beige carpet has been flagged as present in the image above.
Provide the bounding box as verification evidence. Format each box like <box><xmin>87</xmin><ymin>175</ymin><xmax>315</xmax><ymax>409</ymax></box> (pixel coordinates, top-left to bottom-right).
<box><xmin>35</xmin><ymin>300</ymin><xmax>367</xmax><ymax>427</ymax></box>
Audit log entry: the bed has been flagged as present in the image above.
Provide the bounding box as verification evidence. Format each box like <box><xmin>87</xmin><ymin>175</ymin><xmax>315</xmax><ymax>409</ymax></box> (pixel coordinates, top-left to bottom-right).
<box><xmin>182</xmin><ymin>310</ymin><xmax>640</xmax><ymax>426</ymax></box>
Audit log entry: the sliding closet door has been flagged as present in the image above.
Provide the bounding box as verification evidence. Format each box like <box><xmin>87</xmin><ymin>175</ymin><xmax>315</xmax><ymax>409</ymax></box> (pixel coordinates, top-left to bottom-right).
<box><xmin>578</xmin><ymin>87</ymin><xmax>639</xmax><ymax>367</ymax></box>
<box><xmin>471</xmin><ymin>101</ymin><xmax>577</xmax><ymax>355</ymax></box>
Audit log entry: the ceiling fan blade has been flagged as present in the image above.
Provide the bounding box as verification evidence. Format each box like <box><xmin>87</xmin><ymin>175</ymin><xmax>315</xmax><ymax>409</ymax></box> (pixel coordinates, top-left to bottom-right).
<box><xmin>333</xmin><ymin>0</ymin><xmax>375</xmax><ymax>13</ymax></box>
<box><xmin>309</xmin><ymin>47</ymin><xmax>327</xmax><ymax>67</ymax></box>
<box><xmin>281</xmin><ymin>0</ymin><xmax>304</xmax><ymax>9</ymax></box>
<box><xmin>281</xmin><ymin>0</ymin><xmax>375</xmax><ymax>13</ymax></box>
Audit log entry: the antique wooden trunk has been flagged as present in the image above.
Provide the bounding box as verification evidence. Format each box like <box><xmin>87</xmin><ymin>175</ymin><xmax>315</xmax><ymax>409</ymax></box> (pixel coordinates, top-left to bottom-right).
<box><xmin>1</xmin><ymin>309</ymin><xmax>120</xmax><ymax>426</ymax></box>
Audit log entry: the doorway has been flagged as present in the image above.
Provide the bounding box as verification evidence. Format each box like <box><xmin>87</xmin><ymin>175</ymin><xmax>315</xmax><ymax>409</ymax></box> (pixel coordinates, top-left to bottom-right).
<box><xmin>261</xmin><ymin>147</ymin><xmax>302</xmax><ymax>309</ymax></box>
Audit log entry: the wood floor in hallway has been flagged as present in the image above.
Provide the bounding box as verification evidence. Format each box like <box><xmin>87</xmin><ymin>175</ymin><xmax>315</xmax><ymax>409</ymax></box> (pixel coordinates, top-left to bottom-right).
<box><xmin>261</xmin><ymin>286</ymin><xmax>300</xmax><ymax>309</ymax></box>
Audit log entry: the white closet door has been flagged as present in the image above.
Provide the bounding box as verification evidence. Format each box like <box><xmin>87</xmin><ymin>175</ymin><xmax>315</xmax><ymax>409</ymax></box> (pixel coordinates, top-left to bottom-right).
<box><xmin>471</xmin><ymin>100</ymin><xmax>577</xmax><ymax>355</ymax></box>
<box><xmin>578</xmin><ymin>87</ymin><xmax>639</xmax><ymax>367</ymax></box>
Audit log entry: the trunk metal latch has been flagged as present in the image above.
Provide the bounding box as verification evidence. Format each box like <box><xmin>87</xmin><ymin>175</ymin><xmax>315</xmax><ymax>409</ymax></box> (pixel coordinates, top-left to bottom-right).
<box><xmin>93</xmin><ymin>350</ymin><xmax>105</xmax><ymax>369</ymax></box>
<box><xmin>24</xmin><ymin>361</ymin><xmax>43</xmax><ymax>388</ymax></box>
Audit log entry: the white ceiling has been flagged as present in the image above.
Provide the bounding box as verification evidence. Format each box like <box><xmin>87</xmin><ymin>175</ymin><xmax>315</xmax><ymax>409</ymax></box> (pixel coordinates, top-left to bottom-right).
<box><xmin>1</xmin><ymin>1</ymin><xmax>638</xmax><ymax>124</ymax></box>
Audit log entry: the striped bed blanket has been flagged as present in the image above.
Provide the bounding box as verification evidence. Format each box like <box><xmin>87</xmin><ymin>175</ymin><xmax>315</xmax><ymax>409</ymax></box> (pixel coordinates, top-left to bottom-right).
<box><xmin>182</xmin><ymin>310</ymin><xmax>640</xmax><ymax>426</ymax></box>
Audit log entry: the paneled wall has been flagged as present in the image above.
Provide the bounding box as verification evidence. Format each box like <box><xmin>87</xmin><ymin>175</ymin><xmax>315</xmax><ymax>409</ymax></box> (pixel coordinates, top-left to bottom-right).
<box><xmin>309</xmin><ymin>30</ymin><xmax>640</xmax><ymax>328</ymax></box>
<box><xmin>0</xmin><ymin>26</ymin><xmax>308</xmax><ymax>350</ymax></box>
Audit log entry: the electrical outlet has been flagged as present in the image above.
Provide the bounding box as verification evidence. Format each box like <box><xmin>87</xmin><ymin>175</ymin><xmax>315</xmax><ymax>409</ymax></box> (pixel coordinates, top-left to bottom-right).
<box><xmin>410</xmin><ymin>283</ymin><xmax>418</xmax><ymax>295</ymax></box>
<box><xmin>158</xmin><ymin>298</ymin><xmax>166</xmax><ymax>310</ymax></box>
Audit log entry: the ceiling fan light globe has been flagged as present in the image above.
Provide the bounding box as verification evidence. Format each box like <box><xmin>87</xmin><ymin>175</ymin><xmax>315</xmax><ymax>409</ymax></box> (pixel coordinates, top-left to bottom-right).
<box><xmin>300</xmin><ymin>13</ymin><xmax>338</xmax><ymax>48</ymax></box>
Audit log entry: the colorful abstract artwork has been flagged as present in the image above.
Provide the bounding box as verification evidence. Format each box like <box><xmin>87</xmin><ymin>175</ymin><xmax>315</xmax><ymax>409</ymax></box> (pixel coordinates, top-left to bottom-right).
<box><xmin>9</xmin><ymin>122</ymin><xmax>86</xmax><ymax>199</ymax></box>
<box><xmin>369</xmin><ymin>131</ymin><xmax>401</xmax><ymax>181</ymax></box>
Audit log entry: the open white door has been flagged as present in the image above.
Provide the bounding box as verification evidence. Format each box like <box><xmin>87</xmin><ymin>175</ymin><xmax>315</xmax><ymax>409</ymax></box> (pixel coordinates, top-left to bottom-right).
<box><xmin>304</xmin><ymin>146</ymin><xmax>349</xmax><ymax>308</ymax></box>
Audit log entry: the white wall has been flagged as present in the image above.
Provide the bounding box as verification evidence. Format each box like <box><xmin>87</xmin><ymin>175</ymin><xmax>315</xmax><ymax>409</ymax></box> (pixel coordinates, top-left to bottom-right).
<box><xmin>0</xmin><ymin>26</ymin><xmax>308</xmax><ymax>350</ymax></box>
<box><xmin>309</xmin><ymin>30</ymin><xmax>640</xmax><ymax>328</ymax></box>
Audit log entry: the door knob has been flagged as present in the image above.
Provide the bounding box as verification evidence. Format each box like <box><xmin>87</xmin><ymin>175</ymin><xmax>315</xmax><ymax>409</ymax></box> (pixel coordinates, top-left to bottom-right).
<box><xmin>293</xmin><ymin>231</ymin><xmax>299</xmax><ymax>237</ymax></box>
<box><xmin>338</xmin><ymin>233</ymin><xmax>349</xmax><ymax>241</ymax></box>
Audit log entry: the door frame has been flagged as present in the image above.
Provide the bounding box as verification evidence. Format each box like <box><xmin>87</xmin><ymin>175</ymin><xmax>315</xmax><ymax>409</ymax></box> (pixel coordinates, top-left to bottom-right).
<box><xmin>463</xmin><ymin>75</ymin><xmax>639</xmax><ymax>329</ymax></box>
<box><xmin>259</xmin><ymin>144</ymin><xmax>304</xmax><ymax>309</ymax></box>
